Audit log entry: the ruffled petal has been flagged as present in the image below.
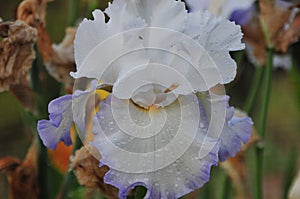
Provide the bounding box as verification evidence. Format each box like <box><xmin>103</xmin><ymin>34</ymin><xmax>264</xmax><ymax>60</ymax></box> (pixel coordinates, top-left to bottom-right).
<box><xmin>92</xmin><ymin>94</ymin><xmax>222</xmax><ymax>198</ymax></box>
<box><xmin>37</xmin><ymin>81</ymin><xmax>98</xmax><ymax>149</ymax></box>
<box><xmin>109</xmin><ymin>0</ymin><xmax>187</xmax><ymax>30</ymax></box>
<box><xmin>72</xmin><ymin>7</ymin><xmax>147</xmax><ymax>79</ymax></box>
<box><xmin>185</xmin><ymin>10</ymin><xmax>245</xmax><ymax>84</ymax></box>
<box><xmin>197</xmin><ymin>93</ymin><xmax>253</xmax><ymax>162</ymax></box>
<box><xmin>219</xmin><ymin>108</ymin><xmax>253</xmax><ymax>161</ymax></box>
<box><xmin>38</xmin><ymin>95</ymin><xmax>73</xmax><ymax>149</ymax></box>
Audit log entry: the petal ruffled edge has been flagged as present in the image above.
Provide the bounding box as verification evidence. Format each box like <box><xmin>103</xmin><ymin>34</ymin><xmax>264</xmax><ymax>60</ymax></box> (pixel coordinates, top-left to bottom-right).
<box><xmin>37</xmin><ymin>81</ymin><xmax>98</xmax><ymax>149</ymax></box>
<box><xmin>91</xmin><ymin>93</ymin><xmax>221</xmax><ymax>198</ymax></box>
<box><xmin>37</xmin><ymin>95</ymin><xmax>73</xmax><ymax>149</ymax></box>
<box><xmin>218</xmin><ymin>101</ymin><xmax>253</xmax><ymax>161</ymax></box>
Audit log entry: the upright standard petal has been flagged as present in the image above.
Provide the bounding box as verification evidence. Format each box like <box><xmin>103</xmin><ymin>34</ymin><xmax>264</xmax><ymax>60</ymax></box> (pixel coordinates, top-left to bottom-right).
<box><xmin>37</xmin><ymin>81</ymin><xmax>98</xmax><ymax>149</ymax></box>
<box><xmin>108</xmin><ymin>0</ymin><xmax>187</xmax><ymax>30</ymax></box>
<box><xmin>72</xmin><ymin>7</ymin><xmax>147</xmax><ymax>80</ymax></box>
<box><xmin>185</xmin><ymin>10</ymin><xmax>245</xmax><ymax>85</ymax></box>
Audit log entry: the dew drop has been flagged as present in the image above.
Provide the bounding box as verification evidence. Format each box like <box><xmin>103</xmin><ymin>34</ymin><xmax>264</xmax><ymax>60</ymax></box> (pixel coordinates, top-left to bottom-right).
<box><xmin>200</xmin><ymin>122</ymin><xmax>205</xmax><ymax>128</ymax></box>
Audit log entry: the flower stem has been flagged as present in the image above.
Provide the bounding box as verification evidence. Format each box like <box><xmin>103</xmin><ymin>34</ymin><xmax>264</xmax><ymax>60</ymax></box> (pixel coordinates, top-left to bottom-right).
<box><xmin>254</xmin><ymin>48</ymin><xmax>274</xmax><ymax>199</ymax></box>
<box><xmin>244</xmin><ymin>66</ymin><xmax>264</xmax><ymax>114</ymax></box>
<box><xmin>220</xmin><ymin>175</ymin><xmax>231</xmax><ymax>199</ymax></box>
<box><xmin>35</xmin><ymin>133</ymin><xmax>51</xmax><ymax>199</ymax></box>
<box><xmin>68</xmin><ymin>0</ymin><xmax>79</xmax><ymax>26</ymax></box>
<box><xmin>31</xmin><ymin>47</ymin><xmax>51</xmax><ymax>199</ymax></box>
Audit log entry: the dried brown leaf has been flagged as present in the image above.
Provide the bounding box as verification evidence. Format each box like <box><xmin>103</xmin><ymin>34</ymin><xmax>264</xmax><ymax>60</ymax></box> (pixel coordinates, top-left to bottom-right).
<box><xmin>0</xmin><ymin>20</ymin><xmax>37</xmax><ymax>91</ymax></box>
<box><xmin>242</xmin><ymin>14</ymin><xmax>266</xmax><ymax>65</ymax></box>
<box><xmin>276</xmin><ymin>8</ymin><xmax>300</xmax><ymax>52</ymax></box>
<box><xmin>0</xmin><ymin>144</ymin><xmax>38</xmax><ymax>199</ymax></box>
<box><xmin>70</xmin><ymin>145</ymin><xmax>119</xmax><ymax>199</ymax></box>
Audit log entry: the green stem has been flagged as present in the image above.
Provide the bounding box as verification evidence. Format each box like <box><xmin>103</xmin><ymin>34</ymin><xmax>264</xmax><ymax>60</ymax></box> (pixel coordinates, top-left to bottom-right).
<box><xmin>257</xmin><ymin>48</ymin><xmax>273</xmax><ymax>137</ymax></box>
<box><xmin>220</xmin><ymin>175</ymin><xmax>231</xmax><ymax>199</ymax></box>
<box><xmin>56</xmin><ymin>127</ymin><xmax>82</xmax><ymax>199</ymax></box>
<box><xmin>36</xmin><ymin>134</ymin><xmax>51</xmax><ymax>199</ymax></box>
<box><xmin>31</xmin><ymin>46</ymin><xmax>52</xmax><ymax>199</ymax></box>
<box><xmin>244</xmin><ymin>66</ymin><xmax>264</xmax><ymax>114</ymax></box>
<box><xmin>254</xmin><ymin>48</ymin><xmax>274</xmax><ymax>199</ymax></box>
<box><xmin>68</xmin><ymin>0</ymin><xmax>79</xmax><ymax>26</ymax></box>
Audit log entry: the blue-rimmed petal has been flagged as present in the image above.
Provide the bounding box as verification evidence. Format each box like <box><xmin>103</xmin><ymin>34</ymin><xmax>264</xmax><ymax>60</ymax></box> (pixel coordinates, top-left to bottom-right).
<box><xmin>219</xmin><ymin>107</ymin><xmax>253</xmax><ymax>161</ymax></box>
<box><xmin>92</xmin><ymin>94</ymin><xmax>221</xmax><ymax>198</ymax></box>
<box><xmin>37</xmin><ymin>81</ymin><xmax>98</xmax><ymax>149</ymax></box>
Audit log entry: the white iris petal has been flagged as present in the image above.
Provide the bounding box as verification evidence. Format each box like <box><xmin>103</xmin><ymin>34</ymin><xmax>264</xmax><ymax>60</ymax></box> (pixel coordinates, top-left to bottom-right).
<box><xmin>92</xmin><ymin>94</ymin><xmax>221</xmax><ymax>198</ymax></box>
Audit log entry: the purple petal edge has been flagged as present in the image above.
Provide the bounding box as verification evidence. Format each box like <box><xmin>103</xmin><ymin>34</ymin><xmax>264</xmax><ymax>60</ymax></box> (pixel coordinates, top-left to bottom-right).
<box><xmin>219</xmin><ymin>114</ymin><xmax>253</xmax><ymax>162</ymax></box>
<box><xmin>37</xmin><ymin>95</ymin><xmax>73</xmax><ymax>149</ymax></box>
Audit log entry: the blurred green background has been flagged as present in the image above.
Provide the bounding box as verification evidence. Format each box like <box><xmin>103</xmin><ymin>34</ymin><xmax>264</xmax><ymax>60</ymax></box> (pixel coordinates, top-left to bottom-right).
<box><xmin>0</xmin><ymin>0</ymin><xmax>300</xmax><ymax>199</ymax></box>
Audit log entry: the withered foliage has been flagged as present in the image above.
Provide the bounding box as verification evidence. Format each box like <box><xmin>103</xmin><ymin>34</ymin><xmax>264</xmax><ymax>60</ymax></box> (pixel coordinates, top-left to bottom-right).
<box><xmin>70</xmin><ymin>145</ymin><xmax>119</xmax><ymax>199</ymax></box>
<box><xmin>17</xmin><ymin>0</ymin><xmax>76</xmax><ymax>92</ymax></box>
<box><xmin>44</xmin><ymin>28</ymin><xmax>76</xmax><ymax>92</ymax></box>
<box><xmin>0</xmin><ymin>20</ymin><xmax>37</xmax><ymax>91</ymax></box>
<box><xmin>243</xmin><ymin>1</ymin><xmax>300</xmax><ymax>65</ymax></box>
<box><xmin>0</xmin><ymin>144</ymin><xmax>38</xmax><ymax>199</ymax></box>
<box><xmin>17</xmin><ymin>0</ymin><xmax>51</xmax><ymax>27</ymax></box>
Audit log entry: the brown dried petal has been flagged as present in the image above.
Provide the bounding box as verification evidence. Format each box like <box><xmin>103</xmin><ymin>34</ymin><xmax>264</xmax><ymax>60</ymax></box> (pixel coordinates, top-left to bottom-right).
<box><xmin>0</xmin><ymin>144</ymin><xmax>38</xmax><ymax>199</ymax></box>
<box><xmin>0</xmin><ymin>20</ymin><xmax>37</xmax><ymax>91</ymax></box>
<box><xmin>16</xmin><ymin>0</ymin><xmax>53</xmax><ymax>27</ymax></box>
<box><xmin>259</xmin><ymin>0</ymin><xmax>291</xmax><ymax>44</ymax></box>
<box><xmin>276</xmin><ymin>9</ymin><xmax>300</xmax><ymax>52</ymax></box>
<box><xmin>243</xmin><ymin>1</ymin><xmax>300</xmax><ymax>65</ymax></box>
<box><xmin>242</xmin><ymin>13</ymin><xmax>267</xmax><ymax>66</ymax></box>
<box><xmin>44</xmin><ymin>28</ymin><xmax>76</xmax><ymax>92</ymax></box>
<box><xmin>70</xmin><ymin>145</ymin><xmax>119</xmax><ymax>199</ymax></box>
<box><xmin>17</xmin><ymin>0</ymin><xmax>75</xmax><ymax>92</ymax></box>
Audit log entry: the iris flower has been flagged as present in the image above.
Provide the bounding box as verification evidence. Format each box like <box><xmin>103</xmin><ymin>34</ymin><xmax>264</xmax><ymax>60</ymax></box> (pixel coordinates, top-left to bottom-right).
<box><xmin>37</xmin><ymin>0</ymin><xmax>253</xmax><ymax>198</ymax></box>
